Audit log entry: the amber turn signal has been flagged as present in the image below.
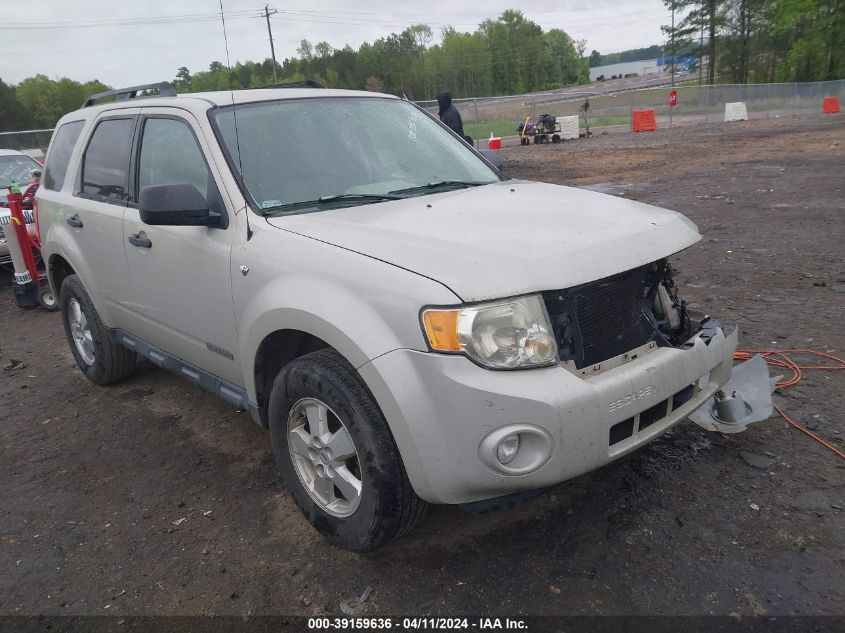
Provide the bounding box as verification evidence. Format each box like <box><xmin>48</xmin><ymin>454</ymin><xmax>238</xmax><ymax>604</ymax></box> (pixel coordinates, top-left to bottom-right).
<box><xmin>422</xmin><ymin>309</ymin><xmax>461</xmax><ymax>352</ymax></box>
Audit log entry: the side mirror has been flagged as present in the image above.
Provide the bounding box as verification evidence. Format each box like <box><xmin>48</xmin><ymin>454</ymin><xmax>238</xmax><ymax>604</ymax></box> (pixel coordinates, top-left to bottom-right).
<box><xmin>139</xmin><ymin>184</ymin><xmax>221</xmax><ymax>227</ymax></box>
<box><xmin>478</xmin><ymin>148</ymin><xmax>502</xmax><ymax>170</ymax></box>
<box><xmin>30</xmin><ymin>169</ymin><xmax>42</xmax><ymax>182</ymax></box>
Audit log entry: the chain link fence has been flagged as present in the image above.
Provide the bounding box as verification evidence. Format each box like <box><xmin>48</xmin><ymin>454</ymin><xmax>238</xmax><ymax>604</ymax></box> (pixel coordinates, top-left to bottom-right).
<box><xmin>2</xmin><ymin>80</ymin><xmax>842</xmax><ymax>154</ymax></box>
<box><xmin>0</xmin><ymin>129</ymin><xmax>53</xmax><ymax>158</ymax></box>
<box><xmin>417</xmin><ymin>79</ymin><xmax>845</xmax><ymax>143</ymax></box>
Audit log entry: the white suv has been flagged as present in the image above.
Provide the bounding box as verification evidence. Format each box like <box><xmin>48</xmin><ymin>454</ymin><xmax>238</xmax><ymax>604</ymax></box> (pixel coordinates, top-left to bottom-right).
<box><xmin>38</xmin><ymin>82</ymin><xmax>737</xmax><ymax>551</ymax></box>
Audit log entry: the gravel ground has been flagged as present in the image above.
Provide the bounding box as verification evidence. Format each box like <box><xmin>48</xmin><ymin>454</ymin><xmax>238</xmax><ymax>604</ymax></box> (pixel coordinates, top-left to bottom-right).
<box><xmin>1</xmin><ymin>114</ymin><xmax>843</xmax><ymax>618</ymax></box>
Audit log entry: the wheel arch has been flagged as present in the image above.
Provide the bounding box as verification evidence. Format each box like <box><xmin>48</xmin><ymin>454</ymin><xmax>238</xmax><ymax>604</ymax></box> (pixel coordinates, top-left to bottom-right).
<box><xmin>252</xmin><ymin>329</ymin><xmax>334</xmax><ymax>428</ymax></box>
<box><xmin>48</xmin><ymin>253</ymin><xmax>77</xmax><ymax>295</ymax></box>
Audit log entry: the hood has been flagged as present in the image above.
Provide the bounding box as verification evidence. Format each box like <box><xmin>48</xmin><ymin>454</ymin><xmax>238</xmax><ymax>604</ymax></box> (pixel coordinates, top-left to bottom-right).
<box><xmin>436</xmin><ymin>91</ymin><xmax>451</xmax><ymax>114</ymax></box>
<box><xmin>266</xmin><ymin>180</ymin><xmax>702</xmax><ymax>302</ymax></box>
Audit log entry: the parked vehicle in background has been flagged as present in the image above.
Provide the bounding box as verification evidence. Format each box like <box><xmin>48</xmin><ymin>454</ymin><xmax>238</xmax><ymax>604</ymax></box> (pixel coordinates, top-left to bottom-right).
<box><xmin>38</xmin><ymin>82</ymin><xmax>737</xmax><ymax>551</ymax></box>
<box><xmin>1</xmin><ymin>149</ymin><xmax>42</xmax><ymax>269</ymax></box>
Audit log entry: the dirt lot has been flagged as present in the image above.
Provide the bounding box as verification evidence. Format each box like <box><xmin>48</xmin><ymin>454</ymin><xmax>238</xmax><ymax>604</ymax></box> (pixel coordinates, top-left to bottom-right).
<box><xmin>1</xmin><ymin>115</ymin><xmax>843</xmax><ymax>618</ymax></box>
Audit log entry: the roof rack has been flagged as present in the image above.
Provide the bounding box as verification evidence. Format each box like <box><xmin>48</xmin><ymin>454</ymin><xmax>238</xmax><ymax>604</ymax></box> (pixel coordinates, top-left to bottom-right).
<box><xmin>82</xmin><ymin>82</ymin><xmax>177</xmax><ymax>108</ymax></box>
<box><xmin>262</xmin><ymin>79</ymin><xmax>326</xmax><ymax>89</ymax></box>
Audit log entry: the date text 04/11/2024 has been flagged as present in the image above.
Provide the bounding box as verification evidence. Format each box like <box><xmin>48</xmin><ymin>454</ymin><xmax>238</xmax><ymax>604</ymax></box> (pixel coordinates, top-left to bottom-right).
<box><xmin>307</xmin><ymin>617</ymin><xmax>529</xmax><ymax>630</ymax></box>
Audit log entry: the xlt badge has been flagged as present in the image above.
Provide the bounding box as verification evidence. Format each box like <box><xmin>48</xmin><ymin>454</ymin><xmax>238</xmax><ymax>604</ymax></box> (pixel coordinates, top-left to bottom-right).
<box><xmin>206</xmin><ymin>343</ymin><xmax>235</xmax><ymax>361</ymax></box>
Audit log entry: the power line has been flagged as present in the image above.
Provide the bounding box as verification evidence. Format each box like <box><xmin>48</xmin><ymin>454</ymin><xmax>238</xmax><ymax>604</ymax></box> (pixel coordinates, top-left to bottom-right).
<box><xmin>0</xmin><ymin>3</ymin><xmax>675</xmax><ymax>76</ymax></box>
<box><xmin>0</xmin><ymin>4</ymin><xmax>671</xmax><ymax>31</ymax></box>
<box><xmin>269</xmin><ymin>7</ymin><xmax>669</xmax><ymax>30</ymax></box>
<box><xmin>0</xmin><ymin>11</ymin><xmax>260</xmax><ymax>30</ymax></box>
<box><xmin>1</xmin><ymin>37</ymin><xmax>297</xmax><ymax>56</ymax></box>
<box><xmin>271</xmin><ymin>3</ymin><xmax>650</xmax><ymax>16</ymax></box>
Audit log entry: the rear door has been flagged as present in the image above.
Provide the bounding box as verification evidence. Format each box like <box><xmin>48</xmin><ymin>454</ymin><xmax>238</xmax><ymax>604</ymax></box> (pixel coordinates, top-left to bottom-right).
<box><xmin>119</xmin><ymin>108</ymin><xmax>239</xmax><ymax>384</ymax></box>
<box><xmin>65</xmin><ymin>110</ymin><xmax>140</xmax><ymax>326</ymax></box>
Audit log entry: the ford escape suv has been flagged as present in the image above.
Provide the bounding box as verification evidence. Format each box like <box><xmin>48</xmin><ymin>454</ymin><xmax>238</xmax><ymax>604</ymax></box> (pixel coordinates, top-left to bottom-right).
<box><xmin>38</xmin><ymin>82</ymin><xmax>737</xmax><ymax>551</ymax></box>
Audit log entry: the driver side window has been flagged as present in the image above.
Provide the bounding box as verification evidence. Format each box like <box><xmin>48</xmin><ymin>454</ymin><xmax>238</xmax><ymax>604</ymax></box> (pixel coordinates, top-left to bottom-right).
<box><xmin>137</xmin><ymin>117</ymin><xmax>212</xmax><ymax>201</ymax></box>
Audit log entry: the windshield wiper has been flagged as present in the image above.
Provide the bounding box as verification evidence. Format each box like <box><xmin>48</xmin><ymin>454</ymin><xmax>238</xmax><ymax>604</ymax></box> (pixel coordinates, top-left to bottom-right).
<box><xmin>388</xmin><ymin>180</ymin><xmax>490</xmax><ymax>196</ymax></box>
<box><xmin>260</xmin><ymin>193</ymin><xmax>405</xmax><ymax>216</ymax></box>
<box><xmin>318</xmin><ymin>193</ymin><xmax>405</xmax><ymax>204</ymax></box>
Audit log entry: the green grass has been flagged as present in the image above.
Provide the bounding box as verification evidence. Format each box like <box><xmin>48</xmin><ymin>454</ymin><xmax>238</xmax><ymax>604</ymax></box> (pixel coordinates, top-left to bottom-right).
<box><xmin>464</xmin><ymin>121</ymin><xmax>521</xmax><ymax>139</ymax></box>
<box><xmin>587</xmin><ymin>115</ymin><xmax>630</xmax><ymax>127</ymax></box>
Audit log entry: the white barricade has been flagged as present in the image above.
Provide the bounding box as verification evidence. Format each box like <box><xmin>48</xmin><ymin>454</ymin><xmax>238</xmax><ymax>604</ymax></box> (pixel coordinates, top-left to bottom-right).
<box><xmin>724</xmin><ymin>102</ymin><xmax>749</xmax><ymax>121</ymax></box>
<box><xmin>558</xmin><ymin>115</ymin><xmax>579</xmax><ymax>140</ymax></box>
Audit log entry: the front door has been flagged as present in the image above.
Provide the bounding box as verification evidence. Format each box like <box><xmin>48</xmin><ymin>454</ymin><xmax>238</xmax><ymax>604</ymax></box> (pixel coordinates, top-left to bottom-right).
<box><xmin>119</xmin><ymin>110</ymin><xmax>239</xmax><ymax>385</ymax></box>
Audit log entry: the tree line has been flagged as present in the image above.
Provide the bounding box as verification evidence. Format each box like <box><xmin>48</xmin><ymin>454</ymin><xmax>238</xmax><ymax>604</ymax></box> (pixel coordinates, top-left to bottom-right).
<box><xmin>663</xmin><ymin>0</ymin><xmax>844</xmax><ymax>84</ymax></box>
<box><xmin>1</xmin><ymin>76</ymin><xmax>109</xmax><ymax>131</ymax></box>
<box><xmin>1</xmin><ymin>3</ymin><xmax>843</xmax><ymax>132</ymax></box>
<box><xmin>177</xmin><ymin>11</ymin><xmax>589</xmax><ymax>101</ymax></box>
<box><xmin>0</xmin><ymin>10</ymin><xmax>587</xmax><ymax>131</ymax></box>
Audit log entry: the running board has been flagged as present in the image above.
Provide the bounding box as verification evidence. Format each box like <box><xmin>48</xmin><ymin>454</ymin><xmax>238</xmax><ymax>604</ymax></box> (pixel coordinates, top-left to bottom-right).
<box><xmin>113</xmin><ymin>330</ymin><xmax>262</xmax><ymax>425</ymax></box>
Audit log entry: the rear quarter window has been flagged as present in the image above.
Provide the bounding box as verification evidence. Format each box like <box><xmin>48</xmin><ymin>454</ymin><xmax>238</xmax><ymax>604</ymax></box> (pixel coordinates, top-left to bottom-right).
<box><xmin>43</xmin><ymin>120</ymin><xmax>84</xmax><ymax>192</ymax></box>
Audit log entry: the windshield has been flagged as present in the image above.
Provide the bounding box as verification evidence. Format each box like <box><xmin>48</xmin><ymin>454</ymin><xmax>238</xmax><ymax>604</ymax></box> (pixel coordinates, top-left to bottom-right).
<box><xmin>0</xmin><ymin>154</ymin><xmax>41</xmax><ymax>188</ymax></box>
<box><xmin>212</xmin><ymin>97</ymin><xmax>500</xmax><ymax>213</ymax></box>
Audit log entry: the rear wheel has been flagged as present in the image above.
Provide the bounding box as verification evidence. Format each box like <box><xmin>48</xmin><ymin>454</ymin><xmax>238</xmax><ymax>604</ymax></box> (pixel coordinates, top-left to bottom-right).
<box><xmin>269</xmin><ymin>348</ymin><xmax>427</xmax><ymax>551</ymax></box>
<box><xmin>59</xmin><ymin>274</ymin><xmax>136</xmax><ymax>385</ymax></box>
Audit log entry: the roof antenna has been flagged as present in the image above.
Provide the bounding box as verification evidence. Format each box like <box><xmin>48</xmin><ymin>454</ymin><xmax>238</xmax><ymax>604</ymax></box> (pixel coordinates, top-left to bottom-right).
<box><xmin>219</xmin><ymin>0</ymin><xmax>252</xmax><ymax>240</ymax></box>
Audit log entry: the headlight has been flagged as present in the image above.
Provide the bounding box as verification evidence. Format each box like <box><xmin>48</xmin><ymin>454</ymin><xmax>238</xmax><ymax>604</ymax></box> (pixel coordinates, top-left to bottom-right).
<box><xmin>422</xmin><ymin>295</ymin><xmax>558</xmax><ymax>369</ymax></box>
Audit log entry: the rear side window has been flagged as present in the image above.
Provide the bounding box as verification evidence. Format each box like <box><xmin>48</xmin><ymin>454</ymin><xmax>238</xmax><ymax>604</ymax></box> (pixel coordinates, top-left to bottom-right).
<box><xmin>80</xmin><ymin>118</ymin><xmax>134</xmax><ymax>202</ymax></box>
<box><xmin>43</xmin><ymin>121</ymin><xmax>84</xmax><ymax>191</ymax></box>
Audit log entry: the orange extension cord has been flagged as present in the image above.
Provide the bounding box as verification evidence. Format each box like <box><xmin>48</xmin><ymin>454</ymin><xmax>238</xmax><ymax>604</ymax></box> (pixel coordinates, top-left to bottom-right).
<box><xmin>732</xmin><ymin>349</ymin><xmax>845</xmax><ymax>460</ymax></box>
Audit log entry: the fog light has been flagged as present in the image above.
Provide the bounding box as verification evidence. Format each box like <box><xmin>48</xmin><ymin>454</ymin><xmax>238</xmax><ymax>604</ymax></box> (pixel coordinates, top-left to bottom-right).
<box><xmin>479</xmin><ymin>424</ymin><xmax>553</xmax><ymax>475</ymax></box>
<box><xmin>497</xmin><ymin>435</ymin><xmax>520</xmax><ymax>465</ymax></box>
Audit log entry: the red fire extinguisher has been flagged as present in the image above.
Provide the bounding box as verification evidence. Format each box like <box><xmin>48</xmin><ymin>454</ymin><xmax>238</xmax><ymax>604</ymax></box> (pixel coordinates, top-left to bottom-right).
<box><xmin>3</xmin><ymin>178</ymin><xmax>58</xmax><ymax>310</ymax></box>
<box><xmin>669</xmin><ymin>90</ymin><xmax>678</xmax><ymax>107</ymax></box>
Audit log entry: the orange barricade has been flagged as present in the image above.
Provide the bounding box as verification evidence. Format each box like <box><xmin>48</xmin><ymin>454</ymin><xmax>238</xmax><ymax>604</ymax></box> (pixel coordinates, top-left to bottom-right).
<box><xmin>822</xmin><ymin>96</ymin><xmax>841</xmax><ymax>114</ymax></box>
<box><xmin>631</xmin><ymin>109</ymin><xmax>657</xmax><ymax>132</ymax></box>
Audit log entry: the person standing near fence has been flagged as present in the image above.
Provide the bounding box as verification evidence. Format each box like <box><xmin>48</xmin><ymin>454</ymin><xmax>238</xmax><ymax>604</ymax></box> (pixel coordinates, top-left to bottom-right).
<box><xmin>436</xmin><ymin>91</ymin><xmax>466</xmax><ymax>139</ymax></box>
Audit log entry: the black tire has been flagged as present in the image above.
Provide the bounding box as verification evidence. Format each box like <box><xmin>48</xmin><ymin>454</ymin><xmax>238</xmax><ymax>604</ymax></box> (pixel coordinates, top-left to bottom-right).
<box><xmin>37</xmin><ymin>285</ymin><xmax>60</xmax><ymax>312</ymax></box>
<box><xmin>268</xmin><ymin>348</ymin><xmax>427</xmax><ymax>551</ymax></box>
<box><xmin>59</xmin><ymin>274</ymin><xmax>136</xmax><ymax>385</ymax></box>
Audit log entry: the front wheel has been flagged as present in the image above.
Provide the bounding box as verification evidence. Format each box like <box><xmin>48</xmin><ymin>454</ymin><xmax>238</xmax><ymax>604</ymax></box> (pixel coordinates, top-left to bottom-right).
<box><xmin>269</xmin><ymin>349</ymin><xmax>427</xmax><ymax>551</ymax></box>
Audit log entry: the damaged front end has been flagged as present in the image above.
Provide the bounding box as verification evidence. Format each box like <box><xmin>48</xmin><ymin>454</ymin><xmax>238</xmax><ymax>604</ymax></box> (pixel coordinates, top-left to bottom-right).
<box><xmin>542</xmin><ymin>258</ymin><xmax>727</xmax><ymax>376</ymax></box>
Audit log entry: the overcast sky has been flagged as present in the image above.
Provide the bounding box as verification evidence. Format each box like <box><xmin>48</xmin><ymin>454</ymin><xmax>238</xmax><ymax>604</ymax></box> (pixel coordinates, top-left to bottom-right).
<box><xmin>2</xmin><ymin>0</ymin><xmax>674</xmax><ymax>87</ymax></box>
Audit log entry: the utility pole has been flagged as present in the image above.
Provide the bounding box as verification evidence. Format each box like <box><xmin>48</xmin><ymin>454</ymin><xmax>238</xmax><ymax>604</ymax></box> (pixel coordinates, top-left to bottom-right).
<box><xmin>698</xmin><ymin>23</ymin><xmax>704</xmax><ymax>86</ymax></box>
<box><xmin>263</xmin><ymin>4</ymin><xmax>279</xmax><ymax>84</ymax></box>
<box><xmin>670</xmin><ymin>1</ymin><xmax>675</xmax><ymax>88</ymax></box>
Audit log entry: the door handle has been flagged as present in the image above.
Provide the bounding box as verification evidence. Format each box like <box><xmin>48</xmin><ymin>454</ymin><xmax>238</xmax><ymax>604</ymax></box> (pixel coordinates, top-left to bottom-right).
<box><xmin>128</xmin><ymin>232</ymin><xmax>152</xmax><ymax>249</ymax></box>
<box><xmin>66</xmin><ymin>214</ymin><xmax>83</xmax><ymax>228</ymax></box>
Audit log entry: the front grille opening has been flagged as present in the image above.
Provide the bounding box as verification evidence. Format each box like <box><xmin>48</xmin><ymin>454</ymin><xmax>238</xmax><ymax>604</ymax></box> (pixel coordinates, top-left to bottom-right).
<box><xmin>544</xmin><ymin>265</ymin><xmax>657</xmax><ymax>370</ymax></box>
<box><xmin>671</xmin><ymin>384</ymin><xmax>695</xmax><ymax>411</ymax></box>
<box><xmin>638</xmin><ymin>399</ymin><xmax>669</xmax><ymax>430</ymax></box>
<box><xmin>544</xmin><ymin>259</ymin><xmax>697</xmax><ymax>372</ymax></box>
<box><xmin>609</xmin><ymin>417</ymin><xmax>635</xmax><ymax>445</ymax></box>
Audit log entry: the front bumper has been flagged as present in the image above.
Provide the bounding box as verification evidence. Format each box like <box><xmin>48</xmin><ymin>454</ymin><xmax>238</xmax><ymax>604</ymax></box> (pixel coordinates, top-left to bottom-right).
<box><xmin>359</xmin><ymin>325</ymin><xmax>738</xmax><ymax>505</ymax></box>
